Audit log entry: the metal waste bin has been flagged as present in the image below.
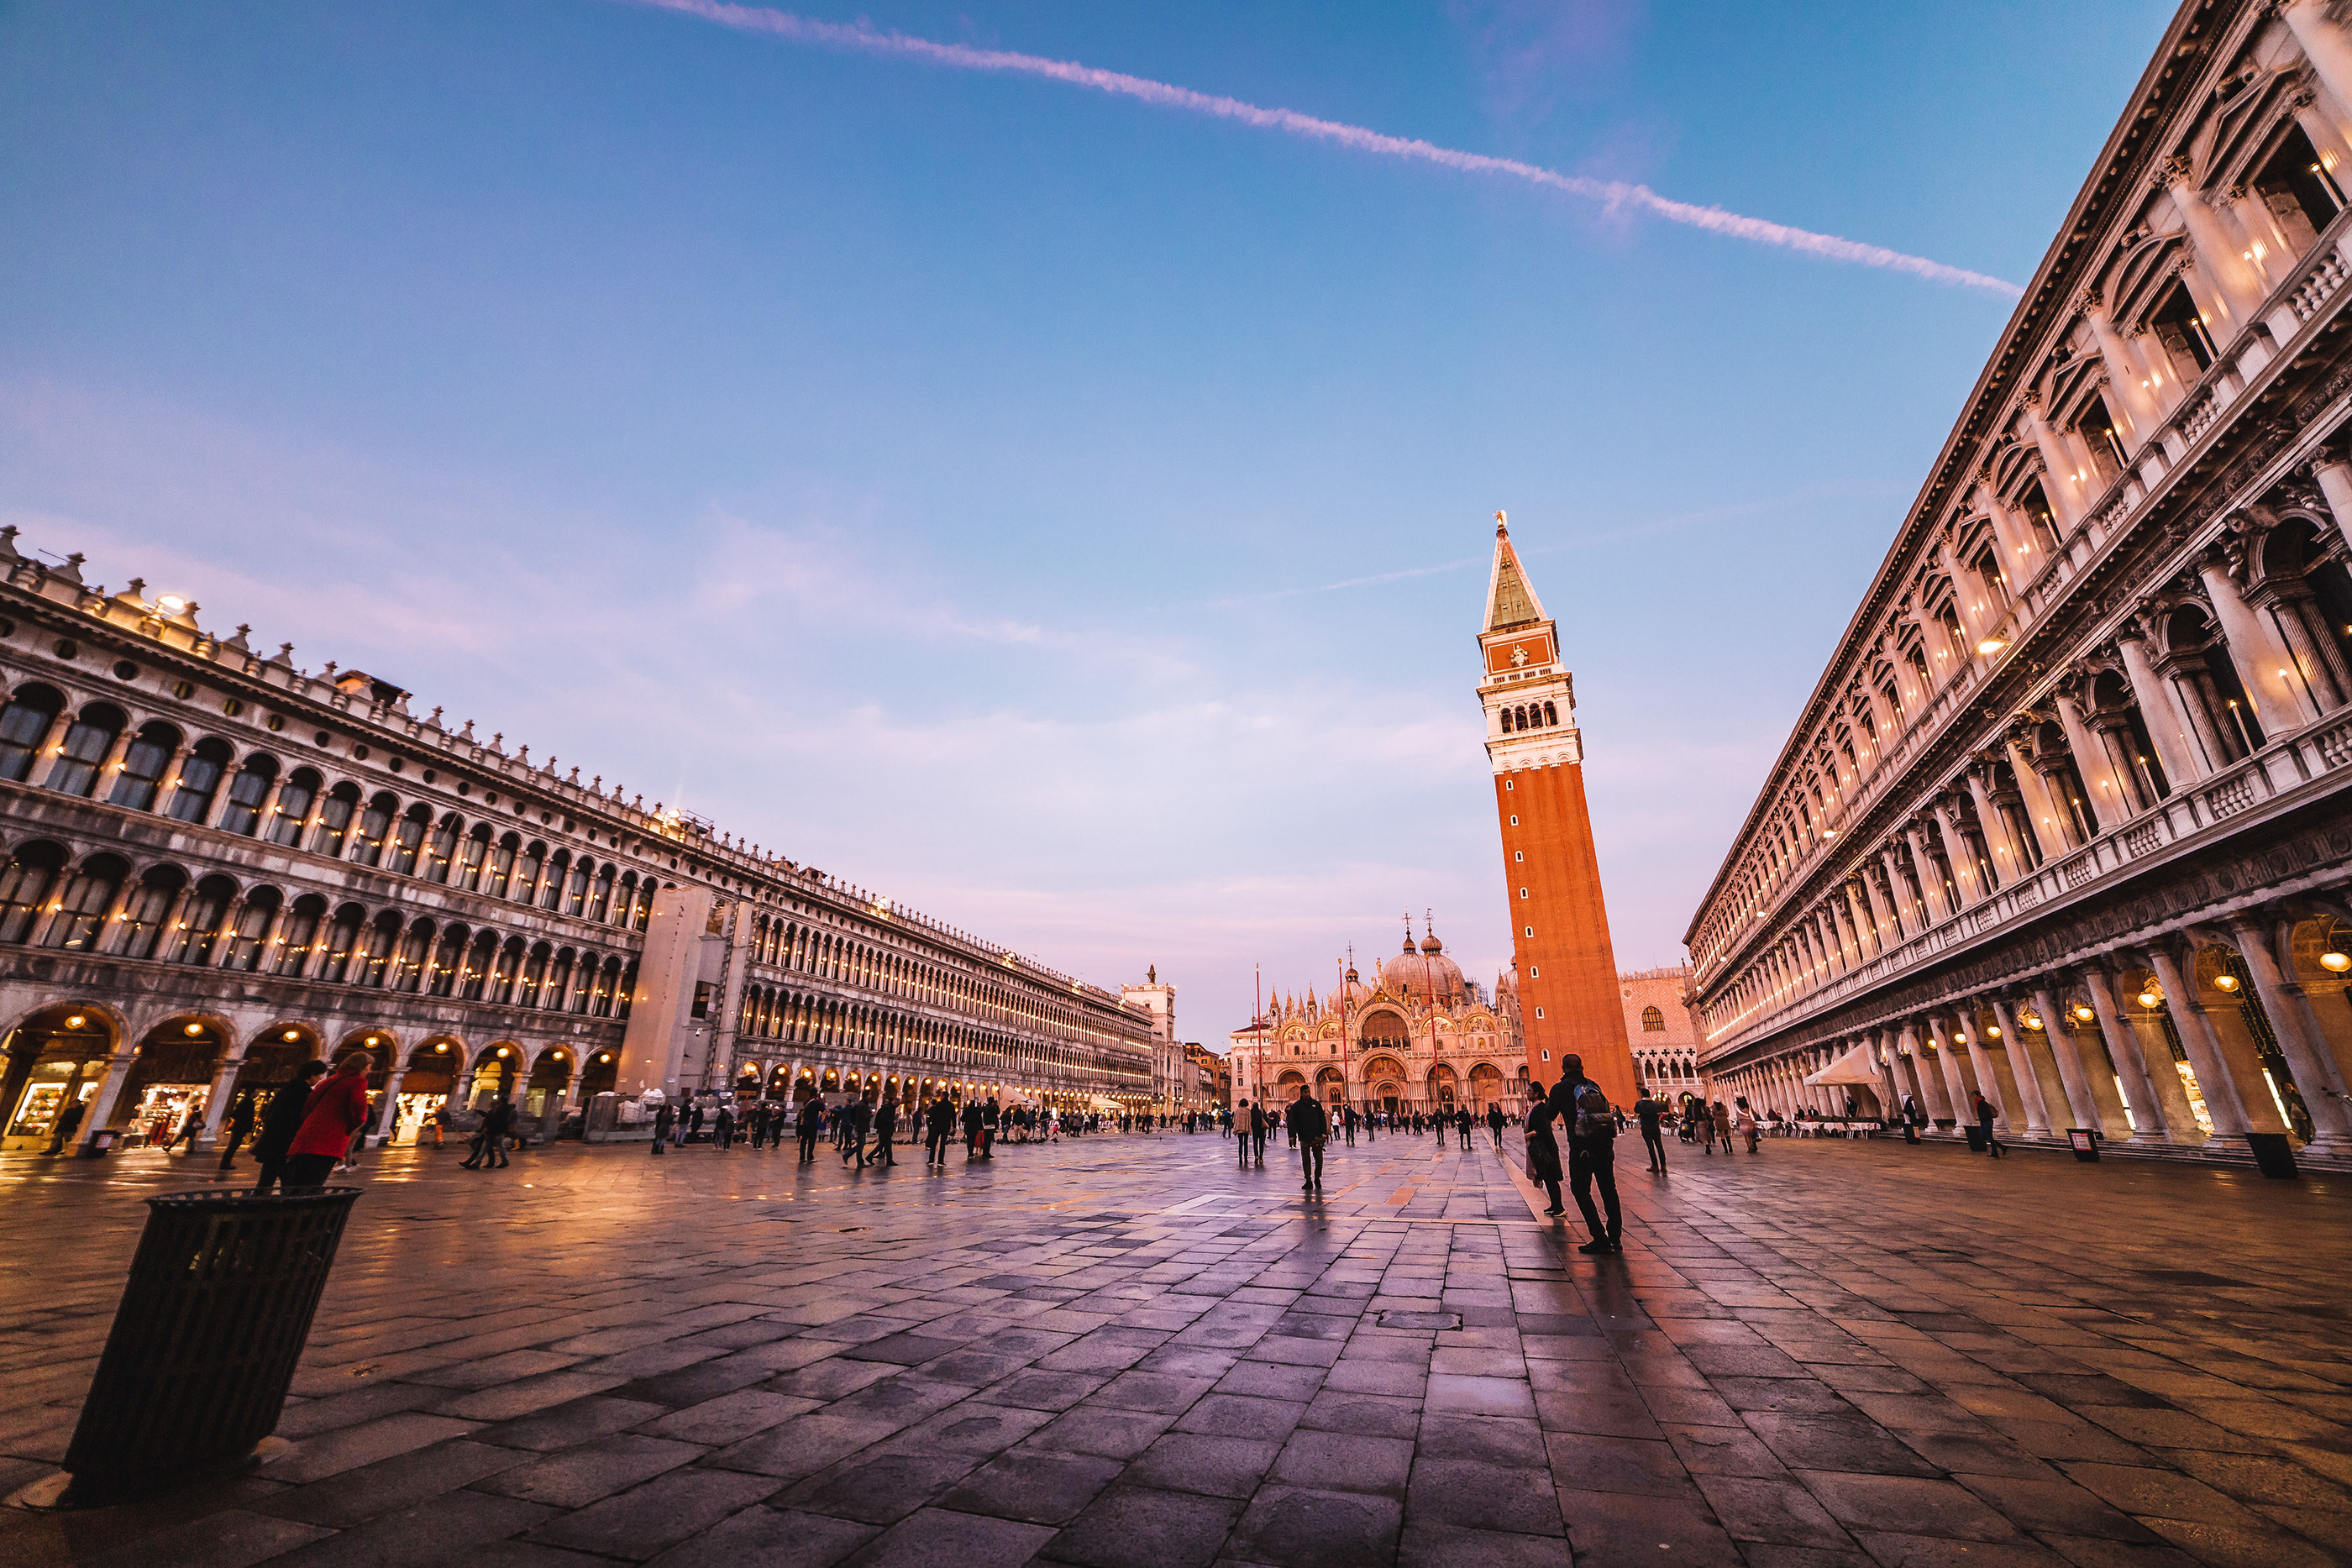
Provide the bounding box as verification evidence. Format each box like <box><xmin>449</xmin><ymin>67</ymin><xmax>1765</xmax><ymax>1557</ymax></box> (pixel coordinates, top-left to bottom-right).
<box><xmin>2246</xmin><ymin>1131</ymin><xmax>2299</xmax><ymax>1180</ymax></box>
<box><xmin>1963</xmin><ymin>1125</ymin><xmax>1987</xmax><ymax>1152</ymax></box>
<box><xmin>2066</xmin><ymin>1129</ymin><xmax>2100</xmax><ymax>1162</ymax></box>
<box><xmin>56</xmin><ymin>1187</ymin><xmax>360</xmax><ymax>1503</ymax></box>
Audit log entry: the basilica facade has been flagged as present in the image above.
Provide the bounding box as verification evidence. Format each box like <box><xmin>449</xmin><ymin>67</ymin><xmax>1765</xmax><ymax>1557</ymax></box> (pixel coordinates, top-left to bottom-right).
<box><xmin>1225</xmin><ymin>927</ymin><xmax>1530</xmax><ymax>1117</ymax></box>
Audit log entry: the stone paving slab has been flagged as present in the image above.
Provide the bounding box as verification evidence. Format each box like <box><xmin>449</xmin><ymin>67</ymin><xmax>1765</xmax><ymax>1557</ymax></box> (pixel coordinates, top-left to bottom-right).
<box><xmin>0</xmin><ymin>1129</ymin><xmax>2348</xmax><ymax>1565</ymax></box>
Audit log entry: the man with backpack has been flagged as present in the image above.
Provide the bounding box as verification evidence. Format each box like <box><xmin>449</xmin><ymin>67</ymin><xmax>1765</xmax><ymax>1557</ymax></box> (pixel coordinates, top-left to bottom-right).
<box><xmin>1285</xmin><ymin>1085</ymin><xmax>1327</xmax><ymax>1195</ymax></box>
<box><xmin>1557</xmin><ymin>1055</ymin><xmax>1622</xmax><ymax>1256</ymax></box>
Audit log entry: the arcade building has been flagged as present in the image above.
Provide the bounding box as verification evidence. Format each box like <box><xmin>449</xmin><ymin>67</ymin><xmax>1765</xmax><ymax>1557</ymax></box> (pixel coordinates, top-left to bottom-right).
<box><xmin>0</xmin><ymin>533</ymin><xmax>1153</xmax><ymax>1156</ymax></box>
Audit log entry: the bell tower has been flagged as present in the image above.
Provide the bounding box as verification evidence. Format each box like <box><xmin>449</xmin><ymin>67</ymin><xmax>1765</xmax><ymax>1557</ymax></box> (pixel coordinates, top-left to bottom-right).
<box><xmin>1478</xmin><ymin>511</ymin><xmax>1638</xmax><ymax>1108</ymax></box>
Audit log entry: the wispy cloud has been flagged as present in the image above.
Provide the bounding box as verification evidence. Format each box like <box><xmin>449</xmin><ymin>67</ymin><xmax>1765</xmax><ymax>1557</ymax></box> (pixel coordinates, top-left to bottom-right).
<box><xmin>615</xmin><ymin>0</ymin><xmax>2022</xmax><ymax>297</ymax></box>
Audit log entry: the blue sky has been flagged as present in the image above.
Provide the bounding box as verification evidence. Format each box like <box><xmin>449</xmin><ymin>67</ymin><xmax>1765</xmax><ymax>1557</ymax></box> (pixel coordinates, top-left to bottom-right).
<box><xmin>2</xmin><ymin>0</ymin><xmax>2176</xmax><ymax>1042</ymax></box>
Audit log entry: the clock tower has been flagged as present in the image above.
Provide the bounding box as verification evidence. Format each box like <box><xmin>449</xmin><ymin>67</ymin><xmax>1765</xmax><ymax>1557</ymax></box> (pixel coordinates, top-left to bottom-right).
<box><xmin>1478</xmin><ymin>512</ymin><xmax>1638</xmax><ymax>1109</ymax></box>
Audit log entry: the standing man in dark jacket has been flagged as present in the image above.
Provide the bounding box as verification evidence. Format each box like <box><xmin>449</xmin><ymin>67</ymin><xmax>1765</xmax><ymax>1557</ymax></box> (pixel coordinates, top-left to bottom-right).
<box><xmin>1634</xmin><ymin>1091</ymin><xmax>1670</xmax><ymax>1175</ymax></box>
<box><xmin>925</xmin><ymin>1093</ymin><xmax>953</xmax><ymax>1166</ymax></box>
<box><xmin>980</xmin><ymin>1097</ymin><xmax>1000</xmax><ymax>1159</ymax></box>
<box><xmin>250</xmin><ymin>1062</ymin><xmax>327</xmax><ymax>1192</ymax></box>
<box><xmin>1285</xmin><ymin>1087</ymin><xmax>1329</xmax><ymax>1195</ymax></box>
<box><xmin>1487</xmin><ymin>1100</ymin><xmax>1507</xmax><ymax>1150</ymax></box>
<box><xmin>651</xmin><ymin>1100</ymin><xmax>674</xmax><ymax>1156</ymax></box>
<box><xmin>1247</xmin><ymin>1100</ymin><xmax>1268</xmax><ymax>1166</ymax></box>
<box><xmin>874</xmin><ymin>1096</ymin><xmax>898</xmax><ymax>1166</ymax></box>
<box><xmin>1558</xmin><ymin>1054</ymin><xmax>1622</xmax><ymax>1255</ymax></box>
<box><xmin>962</xmin><ymin>1097</ymin><xmax>986</xmax><ymax>1159</ymax></box>
<box><xmin>842</xmin><ymin>1098</ymin><xmax>869</xmax><ymax>1167</ymax></box>
<box><xmin>797</xmin><ymin>1095</ymin><xmax>823</xmax><ymax>1162</ymax></box>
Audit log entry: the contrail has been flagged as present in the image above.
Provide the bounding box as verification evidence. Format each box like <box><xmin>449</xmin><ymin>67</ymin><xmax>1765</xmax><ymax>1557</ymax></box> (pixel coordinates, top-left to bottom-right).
<box><xmin>617</xmin><ymin>0</ymin><xmax>2023</xmax><ymax>298</ymax></box>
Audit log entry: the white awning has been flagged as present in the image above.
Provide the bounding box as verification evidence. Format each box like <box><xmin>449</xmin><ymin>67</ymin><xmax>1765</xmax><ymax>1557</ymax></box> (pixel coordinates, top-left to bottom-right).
<box><xmin>1803</xmin><ymin>1041</ymin><xmax>1886</xmax><ymax>1087</ymax></box>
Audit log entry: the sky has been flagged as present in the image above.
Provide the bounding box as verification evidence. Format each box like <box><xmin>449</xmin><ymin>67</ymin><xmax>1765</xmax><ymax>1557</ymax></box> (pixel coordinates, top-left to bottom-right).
<box><xmin>1</xmin><ymin>0</ymin><xmax>2180</xmax><ymax>1045</ymax></box>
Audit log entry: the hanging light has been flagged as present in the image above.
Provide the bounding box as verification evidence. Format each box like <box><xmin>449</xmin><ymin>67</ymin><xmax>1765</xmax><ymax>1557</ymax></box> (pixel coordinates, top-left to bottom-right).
<box><xmin>2321</xmin><ymin>952</ymin><xmax>2351</xmax><ymax>973</ymax></box>
<box><xmin>2214</xmin><ymin>973</ymin><xmax>2240</xmax><ymax>992</ymax></box>
<box><xmin>2073</xmin><ymin>1005</ymin><xmax>2095</xmax><ymax>1022</ymax></box>
<box><xmin>2138</xmin><ymin>989</ymin><xmax>2161</xmax><ymax>1009</ymax></box>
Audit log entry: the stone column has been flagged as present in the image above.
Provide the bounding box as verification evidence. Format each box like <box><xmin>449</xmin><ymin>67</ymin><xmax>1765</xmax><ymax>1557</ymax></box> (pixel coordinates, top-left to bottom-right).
<box><xmin>1988</xmin><ymin>996</ymin><xmax>2053</xmax><ymax>1134</ymax></box>
<box><xmin>2313</xmin><ymin>452</ymin><xmax>2352</xmax><ymax>557</ymax></box>
<box><xmin>2145</xmin><ymin>943</ymin><xmax>2252</xmax><ymax>1150</ymax></box>
<box><xmin>1904</xmin><ymin>823</ymin><xmax>1952</xmax><ymax>923</ymax></box>
<box><xmin>1971</xmin><ymin>484</ymin><xmax>2036</xmax><ymax>582</ymax></box>
<box><xmin>2081</xmin><ymin>292</ymin><xmax>2163</xmax><ymax>433</ymax></box>
<box><xmin>2022</xmin><ymin>400</ymin><xmax>2087</xmax><ymax>528</ymax></box>
<box><xmin>1937</xmin><ymin>534</ymin><xmax>1992</xmax><ymax>644</ymax></box>
<box><xmin>193</xmin><ymin>1041</ymin><xmax>248</xmax><ymax>1151</ymax></box>
<box><xmin>1926</xmin><ymin>1013</ymin><xmax>1974</xmax><ymax>1117</ymax></box>
<box><xmin>2200</xmin><ymin>552</ymin><xmax>2314</xmax><ymax>735</ymax></box>
<box><xmin>2030</xmin><ymin>983</ymin><xmax>2107</xmax><ymax>1134</ymax></box>
<box><xmin>74</xmin><ymin>1050</ymin><xmax>140</xmax><ymax>1155</ymax></box>
<box><xmin>370</xmin><ymin>1069</ymin><xmax>407</xmax><ymax>1147</ymax></box>
<box><xmin>1898</xmin><ymin>1022</ymin><xmax>1948</xmax><ymax>1122</ymax></box>
<box><xmin>2079</xmin><ymin>965</ymin><xmax>2166</xmax><ymax>1141</ymax></box>
<box><xmin>2003</xmin><ymin>735</ymin><xmax>2068</xmax><ymax>860</ymax></box>
<box><xmin>2165</xmin><ymin>175</ymin><xmax>2270</xmax><ymax>323</ymax></box>
<box><xmin>2116</xmin><ymin>618</ymin><xmax>2205</xmax><ymax>786</ymax></box>
<box><xmin>1954</xmin><ymin>1007</ymin><xmax>2007</xmax><ymax>1129</ymax></box>
<box><xmin>1880</xmin><ymin>847</ymin><xmax>1920</xmax><ymax>940</ymax></box>
<box><xmin>2285</xmin><ymin>1</ymin><xmax>2352</xmax><ymax>126</ymax></box>
<box><xmin>1963</xmin><ymin>768</ymin><xmax>2019</xmax><ymax>886</ymax></box>
<box><xmin>2227</xmin><ymin>912</ymin><xmax>2351</xmax><ymax>1153</ymax></box>
<box><xmin>2054</xmin><ymin>685</ymin><xmax>2126</xmax><ymax>833</ymax></box>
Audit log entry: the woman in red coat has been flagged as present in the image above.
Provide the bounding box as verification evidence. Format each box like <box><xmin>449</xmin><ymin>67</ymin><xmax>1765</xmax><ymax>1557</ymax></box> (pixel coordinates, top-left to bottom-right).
<box><xmin>282</xmin><ymin>1051</ymin><xmax>375</xmax><ymax>1189</ymax></box>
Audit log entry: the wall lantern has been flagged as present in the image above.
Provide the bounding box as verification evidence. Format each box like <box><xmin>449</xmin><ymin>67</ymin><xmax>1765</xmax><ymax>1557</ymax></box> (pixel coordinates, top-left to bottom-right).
<box><xmin>434</xmin><ymin>1041</ymin><xmax>450</xmax><ymax>1053</ymax></box>
<box><xmin>65</xmin><ymin>1015</ymin><xmax>86</xmax><ymax>1029</ymax></box>
<box><xmin>2322</xmin><ymin>952</ymin><xmax>2351</xmax><ymax>973</ymax></box>
<box><xmin>184</xmin><ymin>1022</ymin><xmax>204</xmax><ymax>1036</ymax></box>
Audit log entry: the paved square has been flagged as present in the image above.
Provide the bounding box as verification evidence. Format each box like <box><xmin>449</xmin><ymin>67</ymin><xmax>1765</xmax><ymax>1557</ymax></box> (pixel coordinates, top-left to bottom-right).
<box><xmin>3</xmin><ymin>1129</ymin><xmax>2349</xmax><ymax>1566</ymax></box>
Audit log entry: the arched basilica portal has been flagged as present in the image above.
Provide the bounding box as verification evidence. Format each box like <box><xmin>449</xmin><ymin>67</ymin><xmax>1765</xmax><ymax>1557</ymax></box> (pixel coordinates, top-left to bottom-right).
<box><xmin>1226</xmin><ymin>926</ymin><xmax>1530</xmax><ymax>1118</ymax></box>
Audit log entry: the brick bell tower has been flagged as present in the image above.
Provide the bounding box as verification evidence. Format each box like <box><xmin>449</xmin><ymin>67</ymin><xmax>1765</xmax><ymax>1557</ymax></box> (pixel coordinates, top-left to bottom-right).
<box><xmin>1478</xmin><ymin>511</ymin><xmax>1638</xmax><ymax>1109</ymax></box>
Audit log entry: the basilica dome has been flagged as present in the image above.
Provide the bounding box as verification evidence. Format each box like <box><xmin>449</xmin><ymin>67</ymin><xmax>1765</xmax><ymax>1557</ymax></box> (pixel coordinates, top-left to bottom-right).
<box><xmin>1380</xmin><ymin>929</ymin><xmax>1464</xmax><ymax>1004</ymax></box>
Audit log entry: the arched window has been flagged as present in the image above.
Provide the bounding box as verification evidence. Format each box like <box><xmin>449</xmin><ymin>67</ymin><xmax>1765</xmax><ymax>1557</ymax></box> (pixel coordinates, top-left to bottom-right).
<box><xmin>393</xmin><ymin>919</ymin><xmax>434</xmax><ymax>992</ymax></box>
<box><xmin>461</xmin><ymin>931</ymin><xmax>496</xmax><ymax>1000</ymax></box>
<box><xmin>427</xmin><ymin>924</ymin><xmax>467</xmax><ymax>997</ymax></box>
<box><xmin>276</xmin><ymin>893</ymin><xmax>328</xmax><ymax>976</ymax></box>
<box><xmin>455</xmin><ymin>824</ymin><xmax>491</xmax><ymax>889</ymax></box>
<box><xmin>387</xmin><ymin>804</ymin><xmax>431</xmax><ymax>875</ymax></box>
<box><xmin>318</xmin><ymin>903</ymin><xmax>366</xmax><ymax>983</ymax></box>
<box><xmin>519</xmin><ymin>942</ymin><xmax>552</xmax><ymax>1008</ymax></box>
<box><xmin>41</xmin><ymin>852</ymin><xmax>127</xmax><ymax>951</ymax></box>
<box><xmin>561</xmin><ymin>855</ymin><xmax>590</xmax><ymax>917</ymax></box>
<box><xmin>312</xmin><ymin>784</ymin><xmax>359</xmax><ymax>857</ymax></box>
<box><xmin>171</xmin><ymin>874</ymin><xmax>239</xmax><ymax>964</ymax></box>
<box><xmin>491</xmin><ymin>937</ymin><xmax>524</xmax><ymax>1004</ymax></box>
<box><xmin>47</xmin><ymin>704</ymin><xmax>125</xmax><ymax>797</ymax></box>
<box><xmin>348</xmin><ymin>792</ymin><xmax>397</xmax><ymax>866</ymax></box>
<box><xmin>487</xmin><ymin>833</ymin><xmax>518</xmax><ymax>899</ymax></box>
<box><xmin>166</xmin><ymin>737</ymin><xmax>234</xmax><ymax>822</ymax></box>
<box><xmin>355</xmin><ymin>910</ymin><xmax>402</xmax><ymax>987</ymax></box>
<box><xmin>0</xmin><ymin>684</ymin><xmax>65</xmax><ymax>782</ymax></box>
<box><xmin>588</xmin><ymin>863</ymin><xmax>614</xmax><ymax>921</ymax></box>
<box><xmin>617</xmin><ymin>960</ymin><xmax>638</xmax><ymax>1020</ymax></box>
<box><xmin>110</xmin><ymin>721</ymin><xmax>179</xmax><ymax>811</ymax></box>
<box><xmin>217</xmin><ymin>756</ymin><xmax>277</xmax><ymax>836</ymax></box>
<box><xmin>545</xmin><ymin>948</ymin><xmax>576</xmax><ymax>1011</ymax></box>
<box><xmin>423</xmin><ymin>814</ymin><xmax>461</xmax><ymax>884</ymax></box>
<box><xmin>269</xmin><ymin>768</ymin><xmax>321</xmax><ymax>847</ymax></box>
<box><xmin>224</xmin><ymin>887</ymin><xmax>281</xmax><ymax>972</ymax></box>
<box><xmin>0</xmin><ymin>842</ymin><xmax>67</xmax><ymax>943</ymax></box>
<box><xmin>513</xmin><ymin>842</ymin><xmax>546</xmax><ymax>905</ymax></box>
<box><xmin>1641</xmin><ymin>1005</ymin><xmax>1666</xmax><ymax>1032</ymax></box>
<box><xmin>118</xmin><ymin>863</ymin><xmax>187</xmax><ymax>959</ymax></box>
<box><xmin>1543</xmin><ymin>700</ymin><xmax>1557</xmax><ymax>726</ymax></box>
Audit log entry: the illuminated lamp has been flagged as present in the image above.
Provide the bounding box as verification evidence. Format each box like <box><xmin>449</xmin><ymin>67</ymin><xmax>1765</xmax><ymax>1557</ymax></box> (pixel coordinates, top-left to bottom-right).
<box><xmin>495</xmin><ymin>1046</ymin><xmax>510</xmax><ymax>1057</ymax></box>
<box><xmin>184</xmin><ymin>1022</ymin><xmax>204</xmax><ymax>1036</ymax></box>
<box><xmin>2138</xmin><ymin>989</ymin><xmax>2161</xmax><ymax>1009</ymax></box>
<box><xmin>1977</xmin><ymin>637</ymin><xmax>2008</xmax><ymax>656</ymax></box>
<box><xmin>2074</xmin><ymin>1005</ymin><xmax>2095</xmax><ymax>1022</ymax></box>
<box><xmin>282</xmin><ymin>1029</ymin><xmax>300</xmax><ymax>1041</ymax></box>
<box><xmin>1987</xmin><ymin>1025</ymin><xmax>2002</xmax><ymax>1038</ymax></box>
<box><xmin>434</xmin><ymin>1041</ymin><xmax>449</xmax><ymax>1053</ymax></box>
<box><xmin>598</xmin><ymin>1052</ymin><xmax>612</xmax><ymax>1063</ymax></box>
<box><xmin>2214</xmin><ymin>973</ymin><xmax>2239</xmax><ymax>992</ymax></box>
<box><xmin>2323</xmin><ymin>952</ymin><xmax>2351</xmax><ymax>973</ymax></box>
<box><xmin>65</xmin><ymin>1014</ymin><xmax>86</xmax><ymax>1029</ymax></box>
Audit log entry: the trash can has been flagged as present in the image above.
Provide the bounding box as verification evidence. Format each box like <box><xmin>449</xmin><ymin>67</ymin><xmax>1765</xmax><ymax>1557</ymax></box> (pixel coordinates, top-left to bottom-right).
<box><xmin>1963</xmin><ymin>1125</ymin><xmax>1987</xmax><ymax>1152</ymax></box>
<box><xmin>55</xmin><ymin>1187</ymin><xmax>360</xmax><ymax>1505</ymax></box>
<box><xmin>78</xmin><ymin>1130</ymin><xmax>118</xmax><ymax>1159</ymax></box>
<box><xmin>2246</xmin><ymin>1131</ymin><xmax>2299</xmax><ymax>1180</ymax></box>
<box><xmin>2066</xmin><ymin>1128</ymin><xmax>2100</xmax><ymax>1162</ymax></box>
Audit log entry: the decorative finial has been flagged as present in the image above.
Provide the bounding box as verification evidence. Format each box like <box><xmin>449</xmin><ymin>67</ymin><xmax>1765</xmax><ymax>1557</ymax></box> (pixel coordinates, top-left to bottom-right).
<box><xmin>1495</xmin><ymin>509</ymin><xmax>1508</xmax><ymax>535</ymax></box>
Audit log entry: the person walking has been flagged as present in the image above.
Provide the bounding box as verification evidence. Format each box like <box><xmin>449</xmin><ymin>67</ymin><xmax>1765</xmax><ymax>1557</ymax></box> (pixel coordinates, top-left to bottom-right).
<box><xmin>1248</xmin><ymin>1099</ymin><xmax>1268</xmax><ymax>1167</ymax></box>
<box><xmin>1710</xmin><ymin>1099</ymin><xmax>1733</xmax><ymax>1156</ymax></box>
<box><xmin>1487</xmin><ymin>1101</ymin><xmax>1506</xmax><ymax>1150</ymax></box>
<box><xmin>715</xmin><ymin>1102</ymin><xmax>736</xmax><ymax>1151</ymax></box>
<box><xmin>1285</xmin><ymin>1086</ymin><xmax>1327</xmax><ymax>1195</ymax></box>
<box><xmin>980</xmin><ymin>1097</ymin><xmax>1000</xmax><ymax>1159</ymax></box>
<box><xmin>480</xmin><ymin>1097</ymin><xmax>514</xmax><ymax>1168</ymax></box>
<box><xmin>1560</xmin><ymin>1055</ymin><xmax>1623</xmax><ymax>1256</ymax></box>
<box><xmin>1236</xmin><ymin>1101</ymin><xmax>1255</xmax><ymax>1168</ymax></box>
<box><xmin>217</xmin><ymin>1091</ymin><xmax>258</xmax><ymax>1172</ymax></box>
<box><xmin>1634</xmin><ymin>1090</ymin><xmax>1669</xmax><ymax>1174</ymax></box>
<box><xmin>842</xmin><ymin>1098</ymin><xmax>869</xmax><ymax>1167</ymax></box>
<box><xmin>1735</xmin><ymin>1099</ymin><xmax>1761</xmax><ymax>1155</ymax></box>
<box><xmin>1974</xmin><ymin>1092</ymin><xmax>2004</xmax><ymax>1158</ymax></box>
<box><xmin>961</xmin><ymin>1096</ymin><xmax>985</xmax><ymax>1160</ymax></box>
<box><xmin>1457</xmin><ymin>1106</ymin><xmax>1473</xmax><ymax>1151</ymax></box>
<box><xmin>1341</xmin><ymin>1103</ymin><xmax>1357</xmax><ymax>1146</ymax></box>
<box><xmin>1525</xmin><ymin>1078</ymin><xmax>1566</xmax><ymax>1216</ymax></box>
<box><xmin>282</xmin><ymin>1052</ymin><xmax>375</xmax><ymax>1190</ymax></box>
<box><xmin>651</xmin><ymin>1099</ymin><xmax>675</xmax><ymax>1156</ymax></box>
<box><xmin>874</xmin><ymin>1096</ymin><xmax>898</xmax><ymax>1166</ymax></box>
<box><xmin>249</xmin><ymin>1062</ymin><xmax>327</xmax><ymax>1192</ymax></box>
